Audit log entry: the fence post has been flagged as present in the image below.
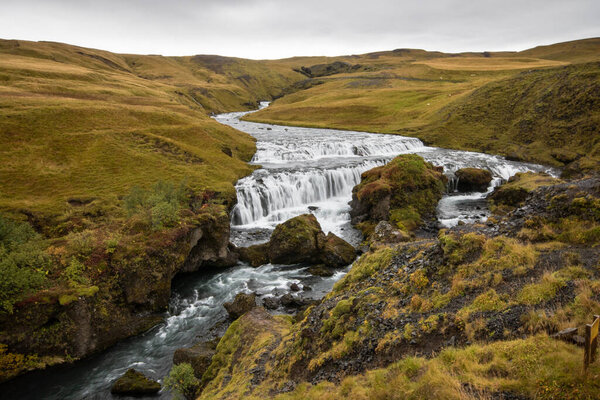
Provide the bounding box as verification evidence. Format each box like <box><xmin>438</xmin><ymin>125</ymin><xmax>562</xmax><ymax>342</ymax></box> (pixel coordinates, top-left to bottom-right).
<box><xmin>584</xmin><ymin>315</ymin><xmax>600</xmax><ymax>371</ymax></box>
<box><xmin>593</xmin><ymin>315</ymin><xmax>600</xmax><ymax>363</ymax></box>
<box><xmin>585</xmin><ymin>324</ymin><xmax>591</xmax><ymax>371</ymax></box>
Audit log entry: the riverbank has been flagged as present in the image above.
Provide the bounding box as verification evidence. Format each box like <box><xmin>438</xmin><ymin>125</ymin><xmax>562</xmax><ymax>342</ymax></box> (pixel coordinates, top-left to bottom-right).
<box><xmin>193</xmin><ymin>169</ymin><xmax>600</xmax><ymax>400</ymax></box>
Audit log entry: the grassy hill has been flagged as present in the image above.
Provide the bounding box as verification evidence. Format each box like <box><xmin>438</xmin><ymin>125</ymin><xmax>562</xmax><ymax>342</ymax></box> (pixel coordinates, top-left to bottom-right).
<box><xmin>245</xmin><ymin>38</ymin><xmax>600</xmax><ymax>174</ymax></box>
<box><xmin>0</xmin><ymin>39</ymin><xmax>309</xmax><ymax>219</ymax></box>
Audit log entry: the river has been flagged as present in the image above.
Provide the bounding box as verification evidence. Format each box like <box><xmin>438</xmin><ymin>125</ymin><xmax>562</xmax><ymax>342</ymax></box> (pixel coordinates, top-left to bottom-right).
<box><xmin>1</xmin><ymin>103</ymin><xmax>556</xmax><ymax>399</ymax></box>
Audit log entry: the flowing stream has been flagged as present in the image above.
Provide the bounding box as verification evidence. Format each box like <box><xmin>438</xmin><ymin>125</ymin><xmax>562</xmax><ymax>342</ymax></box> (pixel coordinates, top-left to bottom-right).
<box><xmin>2</xmin><ymin>103</ymin><xmax>556</xmax><ymax>399</ymax></box>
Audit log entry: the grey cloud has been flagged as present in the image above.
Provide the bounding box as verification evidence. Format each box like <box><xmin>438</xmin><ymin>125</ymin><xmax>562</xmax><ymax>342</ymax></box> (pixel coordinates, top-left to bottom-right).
<box><xmin>0</xmin><ymin>0</ymin><xmax>598</xmax><ymax>58</ymax></box>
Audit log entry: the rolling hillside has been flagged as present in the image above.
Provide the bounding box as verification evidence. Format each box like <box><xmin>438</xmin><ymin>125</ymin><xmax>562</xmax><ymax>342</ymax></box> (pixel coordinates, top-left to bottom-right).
<box><xmin>245</xmin><ymin>38</ymin><xmax>600</xmax><ymax>174</ymax></box>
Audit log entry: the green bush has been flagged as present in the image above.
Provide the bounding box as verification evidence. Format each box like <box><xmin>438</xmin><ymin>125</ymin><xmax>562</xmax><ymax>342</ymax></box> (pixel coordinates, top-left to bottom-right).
<box><xmin>63</xmin><ymin>258</ymin><xmax>90</xmax><ymax>287</ymax></box>
<box><xmin>124</xmin><ymin>180</ymin><xmax>189</xmax><ymax>229</ymax></box>
<box><xmin>164</xmin><ymin>362</ymin><xmax>199</xmax><ymax>400</ymax></box>
<box><xmin>0</xmin><ymin>216</ymin><xmax>48</xmax><ymax>313</ymax></box>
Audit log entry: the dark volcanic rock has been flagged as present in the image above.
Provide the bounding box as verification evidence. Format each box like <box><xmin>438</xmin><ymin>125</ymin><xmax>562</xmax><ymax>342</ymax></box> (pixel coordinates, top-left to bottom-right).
<box><xmin>238</xmin><ymin>243</ymin><xmax>269</xmax><ymax>267</ymax></box>
<box><xmin>111</xmin><ymin>369</ymin><xmax>160</xmax><ymax>396</ymax></box>
<box><xmin>280</xmin><ymin>294</ymin><xmax>312</xmax><ymax>309</ymax></box>
<box><xmin>224</xmin><ymin>292</ymin><xmax>256</xmax><ymax>319</ymax></box>
<box><xmin>173</xmin><ymin>340</ymin><xmax>218</xmax><ymax>379</ymax></box>
<box><xmin>320</xmin><ymin>232</ymin><xmax>357</xmax><ymax>267</ymax></box>
<box><xmin>307</xmin><ymin>265</ymin><xmax>335</xmax><ymax>277</ymax></box>
<box><xmin>262</xmin><ymin>296</ymin><xmax>281</xmax><ymax>310</ymax></box>
<box><xmin>454</xmin><ymin>168</ymin><xmax>492</xmax><ymax>192</ymax></box>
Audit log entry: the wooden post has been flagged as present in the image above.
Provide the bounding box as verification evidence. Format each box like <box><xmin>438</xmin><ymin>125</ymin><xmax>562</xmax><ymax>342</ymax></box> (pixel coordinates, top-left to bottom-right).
<box><xmin>585</xmin><ymin>324</ymin><xmax>591</xmax><ymax>371</ymax></box>
<box><xmin>584</xmin><ymin>315</ymin><xmax>600</xmax><ymax>371</ymax></box>
<box><xmin>593</xmin><ymin>315</ymin><xmax>600</xmax><ymax>363</ymax></box>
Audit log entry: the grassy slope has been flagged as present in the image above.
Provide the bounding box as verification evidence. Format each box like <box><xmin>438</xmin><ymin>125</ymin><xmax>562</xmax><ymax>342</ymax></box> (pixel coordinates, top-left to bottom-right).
<box><xmin>0</xmin><ymin>39</ymin><xmax>306</xmax><ymax>219</ymax></box>
<box><xmin>196</xmin><ymin>174</ymin><xmax>600</xmax><ymax>399</ymax></box>
<box><xmin>245</xmin><ymin>38</ymin><xmax>600</xmax><ymax>172</ymax></box>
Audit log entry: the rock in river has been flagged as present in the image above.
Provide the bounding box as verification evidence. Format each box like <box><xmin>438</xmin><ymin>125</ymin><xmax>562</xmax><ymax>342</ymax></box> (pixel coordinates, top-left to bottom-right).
<box><xmin>111</xmin><ymin>368</ymin><xmax>161</xmax><ymax>396</ymax></box>
<box><xmin>223</xmin><ymin>292</ymin><xmax>257</xmax><ymax>319</ymax></box>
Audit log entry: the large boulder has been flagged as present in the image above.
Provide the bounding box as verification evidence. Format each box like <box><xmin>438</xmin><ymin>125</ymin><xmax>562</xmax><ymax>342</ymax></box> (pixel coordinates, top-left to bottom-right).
<box><xmin>320</xmin><ymin>232</ymin><xmax>356</xmax><ymax>267</ymax></box>
<box><xmin>223</xmin><ymin>292</ymin><xmax>256</xmax><ymax>319</ymax></box>
<box><xmin>173</xmin><ymin>340</ymin><xmax>218</xmax><ymax>379</ymax></box>
<box><xmin>350</xmin><ymin>154</ymin><xmax>447</xmax><ymax>234</ymax></box>
<box><xmin>268</xmin><ymin>214</ymin><xmax>325</xmax><ymax>264</ymax></box>
<box><xmin>111</xmin><ymin>369</ymin><xmax>161</xmax><ymax>396</ymax></box>
<box><xmin>454</xmin><ymin>168</ymin><xmax>493</xmax><ymax>192</ymax></box>
<box><xmin>237</xmin><ymin>214</ymin><xmax>356</xmax><ymax>268</ymax></box>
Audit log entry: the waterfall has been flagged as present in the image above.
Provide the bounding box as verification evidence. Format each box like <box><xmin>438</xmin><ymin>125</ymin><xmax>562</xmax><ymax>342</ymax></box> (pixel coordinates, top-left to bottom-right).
<box><xmin>232</xmin><ymin>160</ymin><xmax>386</xmax><ymax>226</ymax></box>
<box><xmin>251</xmin><ymin>137</ymin><xmax>425</xmax><ymax>163</ymax></box>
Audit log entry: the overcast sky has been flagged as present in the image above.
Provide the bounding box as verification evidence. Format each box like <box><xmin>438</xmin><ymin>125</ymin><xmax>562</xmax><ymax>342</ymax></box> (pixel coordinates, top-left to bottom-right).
<box><xmin>1</xmin><ymin>0</ymin><xmax>599</xmax><ymax>59</ymax></box>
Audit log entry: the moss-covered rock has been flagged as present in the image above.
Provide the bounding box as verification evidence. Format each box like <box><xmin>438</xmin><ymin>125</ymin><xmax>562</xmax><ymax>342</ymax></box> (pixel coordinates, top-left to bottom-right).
<box><xmin>489</xmin><ymin>172</ymin><xmax>561</xmax><ymax>207</ymax></box>
<box><xmin>350</xmin><ymin>154</ymin><xmax>447</xmax><ymax>234</ymax></box>
<box><xmin>238</xmin><ymin>214</ymin><xmax>356</xmax><ymax>267</ymax></box>
<box><xmin>223</xmin><ymin>292</ymin><xmax>257</xmax><ymax>320</ymax></box>
<box><xmin>454</xmin><ymin>168</ymin><xmax>492</xmax><ymax>192</ymax></box>
<box><xmin>268</xmin><ymin>214</ymin><xmax>325</xmax><ymax>264</ymax></box>
<box><xmin>320</xmin><ymin>233</ymin><xmax>356</xmax><ymax>267</ymax></box>
<box><xmin>110</xmin><ymin>368</ymin><xmax>160</xmax><ymax>396</ymax></box>
<box><xmin>307</xmin><ymin>265</ymin><xmax>335</xmax><ymax>277</ymax></box>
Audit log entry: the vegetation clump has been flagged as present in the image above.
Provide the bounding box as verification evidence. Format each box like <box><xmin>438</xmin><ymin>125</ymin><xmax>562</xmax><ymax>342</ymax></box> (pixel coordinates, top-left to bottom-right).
<box><xmin>164</xmin><ymin>363</ymin><xmax>199</xmax><ymax>400</ymax></box>
<box><xmin>111</xmin><ymin>368</ymin><xmax>161</xmax><ymax>396</ymax></box>
<box><xmin>124</xmin><ymin>180</ymin><xmax>190</xmax><ymax>230</ymax></box>
<box><xmin>350</xmin><ymin>154</ymin><xmax>447</xmax><ymax>236</ymax></box>
<box><xmin>0</xmin><ymin>216</ymin><xmax>49</xmax><ymax>313</ymax></box>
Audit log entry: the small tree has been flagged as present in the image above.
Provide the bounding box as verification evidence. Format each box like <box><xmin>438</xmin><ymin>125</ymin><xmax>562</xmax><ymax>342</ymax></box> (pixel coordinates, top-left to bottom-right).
<box><xmin>164</xmin><ymin>363</ymin><xmax>199</xmax><ymax>400</ymax></box>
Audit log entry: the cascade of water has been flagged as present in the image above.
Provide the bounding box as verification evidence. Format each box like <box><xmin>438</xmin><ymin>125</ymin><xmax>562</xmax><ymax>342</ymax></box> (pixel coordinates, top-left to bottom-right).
<box><xmin>231</xmin><ymin>159</ymin><xmax>386</xmax><ymax>226</ymax></box>
<box><xmin>251</xmin><ymin>137</ymin><xmax>425</xmax><ymax>163</ymax></box>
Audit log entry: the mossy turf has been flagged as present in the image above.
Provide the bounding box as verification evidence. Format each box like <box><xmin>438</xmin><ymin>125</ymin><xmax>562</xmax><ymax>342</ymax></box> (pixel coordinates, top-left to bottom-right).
<box><xmin>351</xmin><ymin>154</ymin><xmax>446</xmax><ymax>235</ymax></box>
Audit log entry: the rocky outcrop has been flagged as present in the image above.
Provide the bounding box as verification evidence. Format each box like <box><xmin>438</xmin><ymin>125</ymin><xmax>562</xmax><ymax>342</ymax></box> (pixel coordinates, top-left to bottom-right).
<box><xmin>295</xmin><ymin>61</ymin><xmax>362</xmax><ymax>78</ymax></box>
<box><xmin>350</xmin><ymin>154</ymin><xmax>447</xmax><ymax>235</ymax></box>
<box><xmin>223</xmin><ymin>292</ymin><xmax>257</xmax><ymax>319</ymax></box>
<box><xmin>238</xmin><ymin>214</ymin><xmax>356</xmax><ymax>268</ymax></box>
<box><xmin>180</xmin><ymin>210</ymin><xmax>238</xmax><ymax>272</ymax></box>
<box><xmin>268</xmin><ymin>214</ymin><xmax>324</xmax><ymax>264</ymax></box>
<box><xmin>454</xmin><ymin>168</ymin><xmax>492</xmax><ymax>192</ymax></box>
<box><xmin>237</xmin><ymin>243</ymin><xmax>268</xmax><ymax>267</ymax></box>
<box><xmin>173</xmin><ymin>340</ymin><xmax>218</xmax><ymax>379</ymax></box>
<box><xmin>370</xmin><ymin>221</ymin><xmax>411</xmax><ymax>245</ymax></box>
<box><xmin>320</xmin><ymin>233</ymin><xmax>357</xmax><ymax>267</ymax></box>
<box><xmin>488</xmin><ymin>172</ymin><xmax>561</xmax><ymax>207</ymax></box>
<box><xmin>111</xmin><ymin>369</ymin><xmax>161</xmax><ymax>396</ymax></box>
<box><xmin>0</xmin><ymin>206</ymin><xmax>238</xmax><ymax>381</ymax></box>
